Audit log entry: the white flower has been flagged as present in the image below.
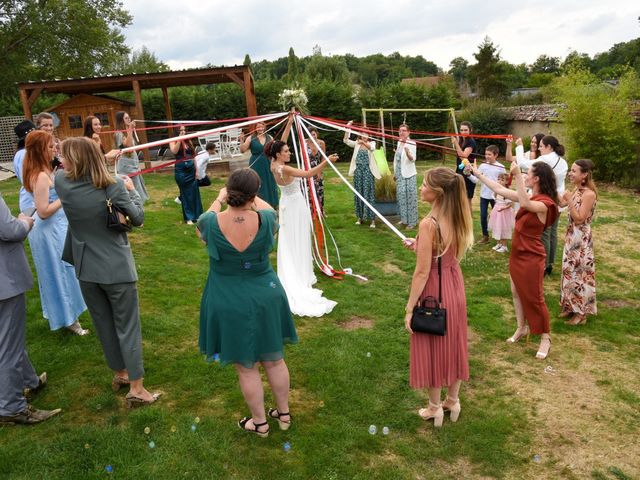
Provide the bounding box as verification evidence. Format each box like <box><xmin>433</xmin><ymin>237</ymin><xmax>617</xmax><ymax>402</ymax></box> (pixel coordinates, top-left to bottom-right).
<box><xmin>279</xmin><ymin>88</ymin><xmax>308</xmax><ymax>113</ymax></box>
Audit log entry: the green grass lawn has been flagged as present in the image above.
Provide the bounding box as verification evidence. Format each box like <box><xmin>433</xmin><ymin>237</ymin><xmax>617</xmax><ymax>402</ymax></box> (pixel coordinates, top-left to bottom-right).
<box><xmin>1</xmin><ymin>162</ymin><xmax>638</xmax><ymax>480</ymax></box>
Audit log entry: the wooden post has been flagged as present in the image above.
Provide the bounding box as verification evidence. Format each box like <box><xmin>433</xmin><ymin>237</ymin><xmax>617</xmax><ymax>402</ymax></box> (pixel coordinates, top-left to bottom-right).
<box><xmin>19</xmin><ymin>88</ymin><xmax>33</xmax><ymax>120</ymax></box>
<box><xmin>132</xmin><ymin>80</ymin><xmax>150</xmax><ymax>168</ymax></box>
<box><xmin>242</xmin><ymin>70</ymin><xmax>257</xmax><ymax>117</ymax></box>
<box><xmin>162</xmin><ymin>87</ymin><xmax>174</xmax><ymax>136</ymax></box>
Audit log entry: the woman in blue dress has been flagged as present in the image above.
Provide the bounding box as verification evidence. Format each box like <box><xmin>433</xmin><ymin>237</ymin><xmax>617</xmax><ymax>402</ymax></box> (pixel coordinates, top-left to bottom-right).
<box><xmin>170</xmin><ymin>126</ymin><xmax>203</xmax><ymax>224</ymax></box>
<box><xmin>22</xmin><ymin>130</ymin><xmax>88</xmax><ymax>335</ymax></box>
<box><xmin>240</xmin><ymin>121</ymin><xmax>279</xmax><ymax>208</ymax></box>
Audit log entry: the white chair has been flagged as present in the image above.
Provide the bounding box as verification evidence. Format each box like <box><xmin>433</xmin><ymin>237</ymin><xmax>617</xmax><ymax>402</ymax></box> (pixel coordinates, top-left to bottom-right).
<box><xmin>198</xmin><ymin>133</ymin><xmax>223</xmax><ymax>162</ymax></box>
<box><xmin>225</xmin><ymin>128</ymin><xmax>242</xmax><ymax>158</ymax></box>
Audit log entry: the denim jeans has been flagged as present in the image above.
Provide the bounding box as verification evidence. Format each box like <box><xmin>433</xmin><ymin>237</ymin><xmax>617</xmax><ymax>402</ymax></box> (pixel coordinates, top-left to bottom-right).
<box><xmin>479</xmin><ymin>197</ymin><xmax>496</xmax><ymax>237</ymax></box>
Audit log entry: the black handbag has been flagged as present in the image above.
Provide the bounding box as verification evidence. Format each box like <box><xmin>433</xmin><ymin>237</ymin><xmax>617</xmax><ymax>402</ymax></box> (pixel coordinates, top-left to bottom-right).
<box><xmin>197</xmin><ymin>175</ymin><xmax>211</xmax><ymax>187</ymax></box>
<box><xmin>410</xmin><ymin>220</ymin><xmax>447</xmax><ymax>336</ymax></box>
<box><xmin>106</xmin><ymin>195</ymin><xmax>132</xmax><ymax>233</ymax></box>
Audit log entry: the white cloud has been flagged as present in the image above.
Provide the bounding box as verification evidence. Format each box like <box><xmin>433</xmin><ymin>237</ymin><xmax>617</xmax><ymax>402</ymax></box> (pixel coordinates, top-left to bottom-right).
<box><xmin>121</xmin><ymin>0</ymin><xmax>640</xmax><ymax>70</ymax></box>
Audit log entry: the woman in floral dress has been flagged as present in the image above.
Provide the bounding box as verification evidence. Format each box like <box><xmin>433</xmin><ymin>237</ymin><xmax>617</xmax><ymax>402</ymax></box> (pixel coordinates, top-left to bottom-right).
<box><xmin>560</xmin><ymin>159</ymin><xmax>597</xmax><ymax>325</ymax></box>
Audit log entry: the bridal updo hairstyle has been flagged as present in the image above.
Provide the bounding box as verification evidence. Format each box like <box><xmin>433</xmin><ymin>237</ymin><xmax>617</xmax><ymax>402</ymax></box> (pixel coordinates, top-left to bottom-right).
<box><xmin>264</xmin><ymin>140</ymin><xmax>286</xmax><ymax>160</ymax></box>
<box><xmin>225</xmin><ymin>168</ymin><xmax>261</xmax><ymax>207</ymax></box>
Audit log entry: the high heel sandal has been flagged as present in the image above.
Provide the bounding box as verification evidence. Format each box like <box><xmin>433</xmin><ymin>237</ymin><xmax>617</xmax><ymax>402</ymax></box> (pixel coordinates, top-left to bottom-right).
<box><xmin>418</xmin><ymin>402</ymin><xmax>444</xmax><ymax>427</ymax></box>
<box><xmin>125</xmin><ymin>392</ymin><xmax>162</xmax><ymax>409</ymax></box>
<box><xmin>535</xmin><ymin>337</ymin><xmax>551</xmax><ymax>360</ymax></box>
<box><xmin>506</xmin><ymin>326</ymin><xmax>529</xmax><ymax>344</ymax></box>
<box><xmin>442</xmin><ymin>397</ymin><xmax>461</xmax><ymax>423</ymax></box>
<box><xmin>566</xmin><ymin>314</ymin><xmax>586</xmax><ymax>325</ymax></box>
<box><xmin>559</xmin><ymin>310</ymin><xmax>573</xmax><ymax>318</ymax></box>
<box><xmin>111</xmin><ymin>375</ymin><xmax>130</xmax><ymax>392</ymax></box>
<box><xmin>238</xmin><ymin>417</ymin><xmax>270</xmax><ymax>438</ymax></box>
<box><xmin>268</xmin><ymin>408</ymin><xmax>292</xmax><ymax>431</ymax></box>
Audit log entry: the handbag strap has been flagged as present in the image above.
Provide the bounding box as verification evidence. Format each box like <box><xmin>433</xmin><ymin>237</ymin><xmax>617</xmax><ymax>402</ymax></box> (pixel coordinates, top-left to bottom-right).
<box><xmin>428</xmin><ymin>216</ymin><xmax>444</xmax><ymax>306</ymax></box>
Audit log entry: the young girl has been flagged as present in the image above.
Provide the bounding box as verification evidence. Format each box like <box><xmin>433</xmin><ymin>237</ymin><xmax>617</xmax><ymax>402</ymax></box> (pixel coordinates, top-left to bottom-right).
<box><xmin>488</xmin><ymin>173</ymin><xmax>515</xmax><ymax>253</ymax></box>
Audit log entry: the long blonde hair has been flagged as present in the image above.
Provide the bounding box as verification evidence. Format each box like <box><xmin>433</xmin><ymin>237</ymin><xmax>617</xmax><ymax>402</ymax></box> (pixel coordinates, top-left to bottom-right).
<box><xmin>61</xmin><ymin>137</ymin><xmax>115</xmax><ymax>189</ymax></box>
<box><xmin>423</xmin><ymin>167</ymin><xmax>474</xmax><ymax>259</ymax></box>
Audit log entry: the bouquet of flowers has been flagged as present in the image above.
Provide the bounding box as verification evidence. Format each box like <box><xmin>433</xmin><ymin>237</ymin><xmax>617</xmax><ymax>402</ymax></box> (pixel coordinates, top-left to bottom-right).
<box><xmin>278</xmin><ymin>88</ymin><xmax>308</xmax><ymax>114</ymax></box>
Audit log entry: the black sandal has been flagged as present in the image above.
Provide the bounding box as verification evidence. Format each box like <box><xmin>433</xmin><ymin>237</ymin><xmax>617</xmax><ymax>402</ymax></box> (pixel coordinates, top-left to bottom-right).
<box><xmin>268</xmin><ymin>408</ymin><xmax>291</xmax><ymax>431</ymax></box>
<box><xmin>238</xmin><ymin>417</ymin><xmax>269</xmax><ymax>438</ymax></box>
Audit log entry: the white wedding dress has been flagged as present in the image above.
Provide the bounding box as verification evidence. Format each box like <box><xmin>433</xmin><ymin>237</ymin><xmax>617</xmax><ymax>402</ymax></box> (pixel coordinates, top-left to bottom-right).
<box><xmin>276</xmin><ymin>177</ymin><xmax>337</xmax><ymax>317</ymax></box>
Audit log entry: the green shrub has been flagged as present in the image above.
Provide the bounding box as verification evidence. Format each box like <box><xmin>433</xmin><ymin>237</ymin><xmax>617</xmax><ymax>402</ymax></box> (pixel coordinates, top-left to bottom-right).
<box><xmin>374</xmin><ymin>173</ymin><xmax>397</xmax><ymax>202</ymax></box>
<box><xmin>548</xmin><ymin>68</ymin><xmax>640</xmax><ymax>184</ymax></box>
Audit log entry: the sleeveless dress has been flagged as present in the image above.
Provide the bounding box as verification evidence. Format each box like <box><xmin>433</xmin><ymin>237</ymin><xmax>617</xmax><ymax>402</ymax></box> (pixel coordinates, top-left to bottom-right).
<box><xmin>277</xmin><ymin>177</ymin><xmax>337</xmax><ymax>317</ymax></box>
<box><xmin>174</xmin><ymin>145</ymin><xmax>203</xmax><ymax>222</ymax></box>
<box><xmin>305</xmin><ymin>149</ymin><xmax>325</xmax><ymax>216</ymax></box>
<box><xmin>354</xmin><ymin>148</ymin><xmax>375</xmax><ymax>221</ymax></box>
<box><xmin>410</xmin><ymin>244</ymin><xmax>469</xmax><ymax>389</ymax></box>
<box><xmin>114</xmin><ymin>132</ymin><xmax>149</xmax><ymax>202</ymax></box>
<box><xmin>248</xmin><ymin>135</ymin><xmax>279</xmax><ymax>208</ymax></box>
<box><xmin>560</xmin><ymin>188</ymin><xmax>597</xmax><ymax>316</ymax></box>
<box><xmin>198</xmin><ymin>210</ymin><xmax>297</xmax><ymax>368</ymax></box>
<box><xmin>509</xmin><ymin>194</ymin><xmax>558</xmax><ymax>335</ymax></box>
<box><xmin>488</xmin><ymin>195</ymin><xmax>515</xmax><ymax>240</ymax></box>
<box><xmin>29</xmin><ymin>183</ymin><xmax>87</xmax><ymax>330</ymax></box>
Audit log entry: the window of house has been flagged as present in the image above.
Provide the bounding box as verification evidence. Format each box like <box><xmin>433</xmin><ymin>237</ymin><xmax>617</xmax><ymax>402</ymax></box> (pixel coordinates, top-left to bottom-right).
<box><xmin>95</xmin><ymin>112</ymin><xmax>109</xmax><ymax>126</ymax></box>
<box><xmin>68</xmin><ymin>115</ymin><xmax>83</xmax><ymax>129</ymax></box>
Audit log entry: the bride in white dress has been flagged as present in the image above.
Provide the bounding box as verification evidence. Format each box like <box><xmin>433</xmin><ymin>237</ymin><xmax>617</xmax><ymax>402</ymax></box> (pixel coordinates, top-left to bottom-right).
<box><xmin>265</xmin><ymin>139</ymin><xmax>338</xmax><ymax>317</ymax></box>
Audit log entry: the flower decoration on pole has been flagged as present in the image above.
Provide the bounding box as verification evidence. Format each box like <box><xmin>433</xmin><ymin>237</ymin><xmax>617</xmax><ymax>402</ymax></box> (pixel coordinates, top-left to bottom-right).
<box><xmin>279</xmin><ymin>88</ymin><xmax>309</xmax><ymax>114</ymax></box>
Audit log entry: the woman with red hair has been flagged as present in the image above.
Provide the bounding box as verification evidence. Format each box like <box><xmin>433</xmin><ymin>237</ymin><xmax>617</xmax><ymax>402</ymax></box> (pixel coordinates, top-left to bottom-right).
<box><xmin>22</xmin><ymin>130</ymin><xmax>88</xmax><ymax>335</ymax></box>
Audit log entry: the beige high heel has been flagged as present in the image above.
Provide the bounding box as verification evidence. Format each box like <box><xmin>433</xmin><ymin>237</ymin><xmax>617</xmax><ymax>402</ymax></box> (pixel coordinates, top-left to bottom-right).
<box><xmin>418</xmin><ymin>402</ymin><xmax>444</xmax><ymax>427</ymax></box>
<box><xmin>442</xmin><ymin>397</ymin><xmax>461</xmax><ymax>423</ymax></box>
<box><xmin>535</xmin><ymin>336</ymin><xmax>551</xmax><ymax>360</ymax></box>
<box><xmin>506</xmin><ymin>325</ymin><xmax>529</xmax><ymax>344</ymax></box>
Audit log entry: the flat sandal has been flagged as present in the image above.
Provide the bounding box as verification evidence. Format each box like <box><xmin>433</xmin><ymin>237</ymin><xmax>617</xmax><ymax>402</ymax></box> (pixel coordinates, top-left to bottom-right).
<box><xmin>238</xmin><ymin>417</ymin><xmax>269</xmax><ymax>437</ymax></box>
<box><xmin>268</xmin><ymin>408</ymin><xmax>292</xmax><ymax>431</ymax></box>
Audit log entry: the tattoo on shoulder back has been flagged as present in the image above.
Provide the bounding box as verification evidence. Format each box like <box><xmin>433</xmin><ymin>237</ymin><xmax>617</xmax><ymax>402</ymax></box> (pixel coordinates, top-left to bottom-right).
<box><xmin>233</xmin><ymin>216</ymin><xmax>245</xmax><ymax>224</ymax></box>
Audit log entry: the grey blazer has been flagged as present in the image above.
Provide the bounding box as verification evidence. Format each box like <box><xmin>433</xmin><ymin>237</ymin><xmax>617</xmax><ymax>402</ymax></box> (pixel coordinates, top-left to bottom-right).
<box><xmin>55</xmin><ymin>172</ymin><xmax>144</xmax><ymax>285</ymax></box>
<box><xmin>0</xmin><ymin>194</ymin><xmax>33</xmax><ymax>300</ymax></box>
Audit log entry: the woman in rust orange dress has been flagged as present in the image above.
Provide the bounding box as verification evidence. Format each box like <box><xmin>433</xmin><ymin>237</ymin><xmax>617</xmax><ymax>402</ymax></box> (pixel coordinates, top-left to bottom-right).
<box><xmin>471</xmin><ymin>159</ymin><xmax>558</xmax><ymax>359</ymax></box>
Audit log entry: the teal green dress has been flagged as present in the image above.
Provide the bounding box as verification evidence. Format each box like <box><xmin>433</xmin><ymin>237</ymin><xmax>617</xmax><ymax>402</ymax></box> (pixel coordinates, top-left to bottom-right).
<box><xmin>248</xmin><ymin>135</ymin><xmax>279</xmax><ymax>208</ymax></box>
<box><xmin>198</xmin><ymin>210</ymin><xmax>297</xmax><ymax>368</ymax></box>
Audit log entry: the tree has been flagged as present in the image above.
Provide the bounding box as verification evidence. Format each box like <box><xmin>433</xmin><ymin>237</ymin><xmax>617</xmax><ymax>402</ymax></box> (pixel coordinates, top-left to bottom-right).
<box><xmin>287</xmin><ymin>47</ymin><xmax>299</xmax><ymax>84</ymax></box>
<box><xmin>243</xmin><ymin>54</ymin><xmax>251</xmax><ymax>66</ymax></box>
<box><xmin>304</xmin><ymin>54</ymin><xmax>350</xmax><ymax>83</ymax></box>
<box><xmin>561</xmin><ymin>50</ymin><xmax>593</xmax><ymax>74</ymax></box>
<box><xmin>115</xmin><ymin>46</ymin><xmax>169</xmax><ymax>74</ymax></box>
<box><xmin>468</xmin><ymin>37</ymin><xmax>510</xmax><ymax>98</ymax></box>
<box><xmin>549</xmin><ymin>68</ymin><xmax>640</xmax><ymax>183</ymax></box>
<box><xmin>0</xmin><ymin>0</ymin><xmax>132</xmax><ymax>104</ymax></box>
<box><xmin>448</xmin><ymin>57</ymin><xmax>469</xmax><ymax>84</ymax></box>
<box><xmin>530</xmin><ymin>55</ymin><xmax>560</xmax><ymax>74</ymax></box>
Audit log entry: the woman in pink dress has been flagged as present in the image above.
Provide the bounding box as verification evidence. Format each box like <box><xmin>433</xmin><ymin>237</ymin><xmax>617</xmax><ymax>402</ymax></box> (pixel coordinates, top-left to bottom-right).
<box><xmin>403</xmin><ymin>167</ymin><xmax>474</xmax><ymax>427</ymax></box>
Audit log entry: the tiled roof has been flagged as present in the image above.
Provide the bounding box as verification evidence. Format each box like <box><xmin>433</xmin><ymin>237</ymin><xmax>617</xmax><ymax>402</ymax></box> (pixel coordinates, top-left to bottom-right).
<box><xmin>502</xmin><ymin>104</ymin><xmax>563</xmax><ymax>122</ymax></box>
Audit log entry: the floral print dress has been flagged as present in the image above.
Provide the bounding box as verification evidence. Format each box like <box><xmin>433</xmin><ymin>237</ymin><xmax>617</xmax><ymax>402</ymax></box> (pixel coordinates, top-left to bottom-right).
<box><xmin>560</xmin><ymin>188</ymin><xmax>597</xmax><ymax>316</ymax></box>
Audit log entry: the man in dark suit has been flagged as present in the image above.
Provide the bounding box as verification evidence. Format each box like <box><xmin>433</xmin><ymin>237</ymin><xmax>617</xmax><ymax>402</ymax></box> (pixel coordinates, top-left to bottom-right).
<box><xmin>0</xmin><ymin>194</ymin><xmax>61</xmax><ymax>424</ymax></box>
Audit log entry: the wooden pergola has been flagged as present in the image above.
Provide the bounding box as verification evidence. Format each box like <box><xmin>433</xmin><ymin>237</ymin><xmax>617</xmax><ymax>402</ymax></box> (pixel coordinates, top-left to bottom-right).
<box><xmin>17</xmin><ymin>65</ymin><xmax>257</xmax><ymax>165</ymax></box>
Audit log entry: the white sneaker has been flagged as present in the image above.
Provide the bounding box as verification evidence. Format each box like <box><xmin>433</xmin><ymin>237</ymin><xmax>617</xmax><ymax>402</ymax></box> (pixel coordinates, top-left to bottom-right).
<box><xmin>355</xmin><ymin>219</ymin><xmax>361</xmax><ymax>225</ymax></box>
<box><xmin>497</xmin><ymin>245</ymin><xmax>509</xmax><ymax>253</ymax></box>
<box><xmin>492</xmin><ymin>244</ymin><xmax>501</xmax><ymax>251</ymax></box>
<box><xmin>174</xmin><ymin>196</ymin><xmax>182</xmax><ymax>205</ymax></box>
<box><xmin>370</xmin><ymin>221</ymin><xmax>376</xmax><ymax>228</ymax></box>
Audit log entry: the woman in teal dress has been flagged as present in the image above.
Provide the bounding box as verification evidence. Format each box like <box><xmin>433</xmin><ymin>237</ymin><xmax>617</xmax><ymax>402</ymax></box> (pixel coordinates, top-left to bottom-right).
<box><xmin>170</xmin><ymin>126</ymin><xmax>203</xmax><ymax>224</ymax></box>
<box><xmin>240</xmin><ymin>121</ymin><xmax>279</xmax><ymax>208</ymax></box>
<box><xmin>197</xmin><ymin>168</ymin><xmax>297</xmax><ymax>438</ymax></box>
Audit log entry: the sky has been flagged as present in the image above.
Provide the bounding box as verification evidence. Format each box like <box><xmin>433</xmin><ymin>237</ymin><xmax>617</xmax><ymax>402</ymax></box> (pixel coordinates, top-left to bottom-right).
<box><xmin>120</xmin><ymin>0</ymin><xmax>639</xmax><ymax>71</ymax></box>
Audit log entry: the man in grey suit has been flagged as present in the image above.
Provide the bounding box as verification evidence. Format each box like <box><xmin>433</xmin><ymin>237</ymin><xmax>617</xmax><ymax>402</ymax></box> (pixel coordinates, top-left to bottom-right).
<box><xmin>0</xmin><ymin>194</ymin><xmax>61</xmax><ymax>424</ymax></box>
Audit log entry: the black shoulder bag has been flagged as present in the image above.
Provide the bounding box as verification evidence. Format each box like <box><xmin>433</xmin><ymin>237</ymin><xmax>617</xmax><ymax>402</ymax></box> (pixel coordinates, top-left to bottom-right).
<box><xmin>105</xmin><ymin>187</ymin><xmax>132</xmax><ymax>233</ymax></box>
<box><xmin>410</xmin><ymin>220</ymin><xmax>447</xmax><ymax>336</ymax></box>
